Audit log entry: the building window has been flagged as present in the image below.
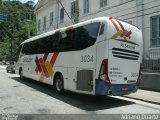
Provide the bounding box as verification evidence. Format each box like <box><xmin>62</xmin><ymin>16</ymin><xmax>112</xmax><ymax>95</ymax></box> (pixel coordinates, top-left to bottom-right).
<box><xmin>38</xmin><ymin>19</ymin><xmax>41</xmax><ymax>31</ymax></box>
<box><xmin>100</xmin><ymin>0</ymin><xmax>107</xmax><ymax>8</ymax></box>
<box><xmin>151</xmin><ymin>16</ymin><xmax>160</xmax><ymax>47</ymax></box>
<box><xmin>83</xmin><ymin>0</ymin><xmax>89</xmax><ymax>14</ymax></box>
<box><xmin>71</xmin><ymin>1</ymin><xmax>76</xmax><ymax>18</ymax></box>
<box><xmin>43</xmin><ymin>16</ymin><xmax>46</xmax><ymax>30</ymax></box>
<box><xmin>50</xmin><ymin>12</ymin><xmax>54</xmax><ymax>26</ymax></box>
<box><xmin>60</xmin><ymin>8</ymin><xmax>64</xmax><ymax>23</ymax></box>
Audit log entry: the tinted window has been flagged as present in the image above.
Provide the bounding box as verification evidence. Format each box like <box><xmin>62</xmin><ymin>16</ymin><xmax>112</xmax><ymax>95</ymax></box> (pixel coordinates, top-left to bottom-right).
<box><xmin>21</xmin><ymin>22</ymin><xmax>100</xmax><ymax>54</ymax></box>
<box><xmin>75</xmin><ymin>22</ymin><xmax>100</xmax><ymax>50</ymax></box>
<box><xmin>58</xmin><ymin>22</ymin><xmax>100</xmax><ymax>52</ymax></box>
<box><xmin>22</xmin><ymin>32</ymin><xmax>61</xmax><ymax>55</ymax></box>
<box><xmin>36</xmin><ymin>35</ymin><xmax>59</xmax><ymax>54</ymax></box>
<box><xmin>22</xmin><ymin>43</ymin><xmax>31</xmax><ymax>55</ymax></box>
<box><xmin>59</xmin><ymin>29</ymin><xmax>75</xmax><ymax>51</ymax></box>
<box><xmin>99</xmin><ymin>23</ymin><xmax>105</xmax><ymax>36</ymax></box>
<box><xmin>22</xmin><ymin>41</ymin><xmax>38</xmax><ymax>55</ymax></box>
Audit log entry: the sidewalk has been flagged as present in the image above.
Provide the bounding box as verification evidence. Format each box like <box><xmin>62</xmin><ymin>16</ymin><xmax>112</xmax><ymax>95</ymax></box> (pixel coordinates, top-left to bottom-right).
<box><xmin>124</xmin><ymin>89</ymin><xmax>160</xmax><ymax>105</ymax></box>
<box><xmin>0</xmin><ymin>65</ymin><xmax>7</xmax><ymax>69</ymax></box>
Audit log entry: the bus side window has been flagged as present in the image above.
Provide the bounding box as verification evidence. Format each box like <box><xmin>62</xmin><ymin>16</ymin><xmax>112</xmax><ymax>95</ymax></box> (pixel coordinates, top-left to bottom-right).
<box><xmin>21</xmin><ymin>44</ymin><xmax>27</xmax><ymax>55</ymax></box>
<box><xmin>59</xmin><ymin>29</ymin><xmax>75</xmax><ymax>52</ymax></box>
<box><xmin>52</xmin><ymin>31</ymin><xmax>61</xmax><ymax>52</ymax></box>
<box><xmin>54</xmin><ymin>31</ymin><xmax>61</xmax><ymax>41</ymax></box>
<box><xmin>22</xmin><ymin>43</ymin><xmax>32</xmax><ymax>55</ymax></box>
<box><xmin>75</xmin><ymin>22</ymin><xmax>100</xmax><ymax>50</ymax></box>
<box><xmin>34</xmin><ymin>31</ymin><xmax>61</xmax><ymax>54</ymax></box>
<box><xmin>99</xmin><ymin>23</ymin><xmax>105</xmax><ymax>36</ymax></box>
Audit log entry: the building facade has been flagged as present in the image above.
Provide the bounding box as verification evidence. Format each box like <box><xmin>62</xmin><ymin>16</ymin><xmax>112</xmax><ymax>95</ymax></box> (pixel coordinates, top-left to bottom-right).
<box><xmin>35</xmin><ymin>0</ymin><xmax>160</xmax><ymax>56</ymax></box>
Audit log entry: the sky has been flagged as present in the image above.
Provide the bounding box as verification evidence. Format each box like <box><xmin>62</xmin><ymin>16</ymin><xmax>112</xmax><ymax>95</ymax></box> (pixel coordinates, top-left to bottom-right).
<box><xmin>19</xmin><ymin>0</ymin><xmax>38</xmax><ymax>4</ymax></box>
<box><xmin>6</xmin><ymin>0</ymin><xmax>39</xmax><ymax>4</ymax></box>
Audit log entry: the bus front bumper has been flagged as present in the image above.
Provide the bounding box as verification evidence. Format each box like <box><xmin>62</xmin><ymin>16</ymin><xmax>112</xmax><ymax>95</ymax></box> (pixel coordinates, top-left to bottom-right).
<box><xmin>95</xmin><ymin>79</ymin><xmax>140</xmax><ymax>96</ymax></box>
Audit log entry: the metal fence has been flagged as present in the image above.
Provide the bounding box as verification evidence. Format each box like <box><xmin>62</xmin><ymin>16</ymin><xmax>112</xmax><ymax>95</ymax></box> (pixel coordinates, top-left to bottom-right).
<box><xmin>142</xmin><ymin>50</ymin><xmax>160</xmax><ymax>73</ymax></box>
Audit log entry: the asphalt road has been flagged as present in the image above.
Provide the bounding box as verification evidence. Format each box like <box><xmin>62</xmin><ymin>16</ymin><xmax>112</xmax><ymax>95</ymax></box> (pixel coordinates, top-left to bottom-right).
<box><xmin>0</xmin><ymin>66</ymin><xmax>160</xmax><ymax>115</ymax></box>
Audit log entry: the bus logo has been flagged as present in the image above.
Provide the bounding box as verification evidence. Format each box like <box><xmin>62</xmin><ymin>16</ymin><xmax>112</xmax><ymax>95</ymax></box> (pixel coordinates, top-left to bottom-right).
<box><xmin>35</xmin><ymin>52</ymin><xmax>59</xmax><ymax>81</ymax></box>
<box><xmin>109</xmin><ymin>18</ymin><xmax>132</xmax><ymax>41</ymax></box>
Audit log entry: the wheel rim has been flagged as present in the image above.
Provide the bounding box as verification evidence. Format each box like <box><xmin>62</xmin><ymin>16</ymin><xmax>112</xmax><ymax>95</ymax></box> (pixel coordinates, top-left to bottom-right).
<box><xmin>56</xmin><ymin>78</ymin><xmax>63</xmax><ymax>91</ymax></box>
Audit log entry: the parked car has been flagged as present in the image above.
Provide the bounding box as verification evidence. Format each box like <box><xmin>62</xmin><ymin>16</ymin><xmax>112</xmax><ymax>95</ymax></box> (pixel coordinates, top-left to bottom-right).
<box><xmin>6</xmin><ymin>62</ymin><xmax>15</xmax><ymax>73</ymax></box>
<box><xmin>3</xmin><ymin>61</ymin><xmax>10</xmax><ymax>65</ymax></box>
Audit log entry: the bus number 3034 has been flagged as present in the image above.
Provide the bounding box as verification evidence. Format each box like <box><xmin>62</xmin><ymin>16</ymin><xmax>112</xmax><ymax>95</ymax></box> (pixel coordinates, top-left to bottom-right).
<box><xmin>81</xmin><ymin>55</ymin><xmax>94</xmax><ymax>63</ymax></box>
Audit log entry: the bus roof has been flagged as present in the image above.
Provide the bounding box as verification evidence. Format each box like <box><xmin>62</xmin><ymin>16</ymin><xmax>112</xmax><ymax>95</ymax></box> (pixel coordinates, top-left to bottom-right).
<box><xmin>21</xmin><ymin>17</ymin><xmax>139</xmax><ymax>45</ymax></box>
<box><xmin>21</xmin><ymin>17</ymin><xmax>106</xmax><ymax>45</ymax></box>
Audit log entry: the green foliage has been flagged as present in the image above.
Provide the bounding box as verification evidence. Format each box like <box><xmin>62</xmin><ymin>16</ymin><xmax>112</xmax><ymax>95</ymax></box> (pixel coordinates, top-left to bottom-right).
<box><xmin>0</xmin><ymin>0</ymin><xmax>2</xmax><ymax>6</ymax></box>
<box><xmin>0</xmin><ymin>1</ymin><xmax>36</xmax><ymax>61</ymax></box>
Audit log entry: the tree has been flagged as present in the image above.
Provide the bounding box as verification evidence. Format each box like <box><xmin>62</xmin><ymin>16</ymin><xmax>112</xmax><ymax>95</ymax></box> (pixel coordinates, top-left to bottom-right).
<box><xmin>0</xmin><ymin>0</ymin><xmax>2</xmax><ymax>6</ymax></box>
<box><xmin>0</xmin><ymin>1</ymin><xmax>36</xmax><ymax>61</ymax></box>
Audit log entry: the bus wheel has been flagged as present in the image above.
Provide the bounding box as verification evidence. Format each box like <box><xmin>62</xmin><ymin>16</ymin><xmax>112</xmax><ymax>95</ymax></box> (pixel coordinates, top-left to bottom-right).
<box><xmin>19</xmin><ymin>69</ymin><xmax>24</xmax><ymax>80</ymax></box>
<box><xmin>54</xmin><ymin>75</ymin><xmax>64</xmax><ymax>94</ymax></box>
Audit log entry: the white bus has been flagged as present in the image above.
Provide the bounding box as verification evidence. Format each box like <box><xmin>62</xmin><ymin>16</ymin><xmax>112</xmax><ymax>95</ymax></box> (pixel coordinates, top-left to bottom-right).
<box><xmin>15</xmin><ymin>17</ymin><xmax>143</xmax><ymax>96</ymax></box>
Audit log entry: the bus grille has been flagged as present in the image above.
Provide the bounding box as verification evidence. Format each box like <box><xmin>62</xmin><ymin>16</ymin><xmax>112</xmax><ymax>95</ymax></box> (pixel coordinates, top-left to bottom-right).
<box><xmin>112</xmin><ymin>48</ymin><xmax>140</xmax><ymax>60</ymax></box>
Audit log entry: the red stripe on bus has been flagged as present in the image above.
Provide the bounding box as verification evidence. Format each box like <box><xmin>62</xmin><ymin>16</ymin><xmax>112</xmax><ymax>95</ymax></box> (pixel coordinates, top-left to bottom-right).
<box><xmin>43</xmin><ymin>53</ymin><xmax>49</xmax><ymax>61</ymax></box>
<box><xmin>35</xmin><ymin>57</ymin><xmax>42</xmax><ymax>72</ymax></box>
<box><xmin>125</xmin><ymin>31</ymin><xmax>132</xmax><ymax>37</ymax></box>
<box><xmin>117</xmin><ymin>20</ymin><xmax>125</xmax><ymax>31</ymax></box>
<box><xmin>110</xmin><ymin>19</ymin><xmax>119</xmax><ymax>31</ymax></box>
<box><xmin>39</xmin><ymin>58</ymin><xmax>49</xmax><ymax>78</ymax></box>
<box><xmin>35</xmin><ymin>53</ymin><xmax>49</xmax><ymax>73</ymax></box>
<box><xmin>50</xmin><ymin>52</ymin><xmax>59</xmax><ymax>66</ymax></box>
<box><xmin>67</xmin><ymin>26</ymin><xmax>73</xmax><ymax>31</ymax></box>
<box><xmin>109</xmin><ymin>17</ymin><xmax>113</xmax><ymax>19</ymax></box>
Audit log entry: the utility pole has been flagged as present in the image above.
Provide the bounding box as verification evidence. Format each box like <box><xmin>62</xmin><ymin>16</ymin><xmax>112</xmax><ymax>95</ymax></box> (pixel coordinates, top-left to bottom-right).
<box><xmin>57</xmin><ymin>0</ymin><xmax>74</xmax><ymax>24</ymax></box>
<box><xmin>25</xmin><ymin>3</ymin><xmax>34</xmax><ymax>38</ymax></box>
<box><xmin>26</xmin><ymin>19</ymin><xmax>32</xmax><ymax>38</ymax></box>
<box><xmin>10</xmin><ymin>27</ymin><xmax>13</xmax><ymax>62</ymax></box>
<box><xmin>74</xmin><ymin>0</ymin><xmax>79</xmax><ymax>23</ymax></box>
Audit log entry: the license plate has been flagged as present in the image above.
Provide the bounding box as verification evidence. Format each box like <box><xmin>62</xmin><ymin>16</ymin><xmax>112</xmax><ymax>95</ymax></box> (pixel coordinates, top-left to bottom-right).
<box><xmin>122</xmin><ymin>86</ymin><xmax>128</xmax><ymax>91</ymax></box>
<box><xmin>122</xmin><ymin>88</ymin><xmax>128</xmax><ymax>91</ymax></box>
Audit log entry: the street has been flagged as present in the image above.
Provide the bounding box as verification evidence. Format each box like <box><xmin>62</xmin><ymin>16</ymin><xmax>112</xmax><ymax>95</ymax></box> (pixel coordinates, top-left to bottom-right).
<box><xmin>0</xmin><ymin>66</ymin><xmax>160</xmax><ymax>114</ymax></box>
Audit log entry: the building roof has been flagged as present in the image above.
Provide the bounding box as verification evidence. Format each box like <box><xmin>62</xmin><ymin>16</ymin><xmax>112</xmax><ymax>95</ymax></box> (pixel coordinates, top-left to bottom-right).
<box><xmin>34</xmin><ymin>0</ymin><xmax>49</xmax><ymax>11</ymax></box>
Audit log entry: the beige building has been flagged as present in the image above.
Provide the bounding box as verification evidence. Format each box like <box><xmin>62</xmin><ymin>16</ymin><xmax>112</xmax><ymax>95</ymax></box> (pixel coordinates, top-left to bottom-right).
<box><xmin>35</xmin><ymin>0</ymin><xmax>160</xmax><ymax>56</ymax></box>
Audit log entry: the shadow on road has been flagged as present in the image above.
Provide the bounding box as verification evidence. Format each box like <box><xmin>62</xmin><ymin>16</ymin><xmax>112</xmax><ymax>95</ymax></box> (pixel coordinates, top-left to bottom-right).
<box><xmin>11</xmin><ymin>77</ymin><xmax>135</xmax><ymax>111</ymax></box>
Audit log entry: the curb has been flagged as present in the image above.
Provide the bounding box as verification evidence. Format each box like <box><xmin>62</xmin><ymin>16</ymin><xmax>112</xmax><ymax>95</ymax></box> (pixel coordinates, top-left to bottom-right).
<box><xmin>123</xmin><ymin>96</ymin><xmax>160</xmax><ymax>105</ymax></box>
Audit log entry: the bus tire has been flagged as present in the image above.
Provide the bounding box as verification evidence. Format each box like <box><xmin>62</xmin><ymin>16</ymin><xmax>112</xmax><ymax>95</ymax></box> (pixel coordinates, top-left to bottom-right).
<box><xmin>53</xmin><ymin>74</ymin><xmax>64</xmax><ymax>95</ymax></box>
<box><xmin>19</xmin><ymin>68</ymin><xmax>24</xmax><ymax>80</ymax></box>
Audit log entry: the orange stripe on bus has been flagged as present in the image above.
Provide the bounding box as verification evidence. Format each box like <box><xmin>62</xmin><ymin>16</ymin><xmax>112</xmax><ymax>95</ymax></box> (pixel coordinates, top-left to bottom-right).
<box><xmin>50</xmin><ymin>52</ymin><xmax>59</xmax><ymax>66</ymax></box>
<box><xmin>39</xmin><ymin>58</ymin><xmax>49</xmax><ymax>78</ymax></box>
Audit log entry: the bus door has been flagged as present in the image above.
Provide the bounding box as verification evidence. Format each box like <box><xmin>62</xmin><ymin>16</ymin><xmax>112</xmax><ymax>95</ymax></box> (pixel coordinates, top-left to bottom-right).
<box><xmin>22</xmin><ymin>55</ymin><xmax>33</xmax><ymax>78</ymax></box>
<box><xmin>15</xmin><ymin>45</ymin><xmax>23</xmax><ymax>74</ymax></box>
<box><xmin>20</xmin><ymin>44</ymin><xmax>33</xmax><ymax>78</ymax></box>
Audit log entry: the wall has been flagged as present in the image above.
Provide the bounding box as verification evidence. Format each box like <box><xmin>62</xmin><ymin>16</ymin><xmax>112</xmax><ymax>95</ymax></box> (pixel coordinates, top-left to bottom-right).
<box><xmin>140</xmin><ymin>73</ymin><xmax>160</xmax><ymax>91</ymax></box>
<box><xmin>36</xmin><ymin>0</ymin><xmax>59</xmax><ymax>34</ymax></box>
